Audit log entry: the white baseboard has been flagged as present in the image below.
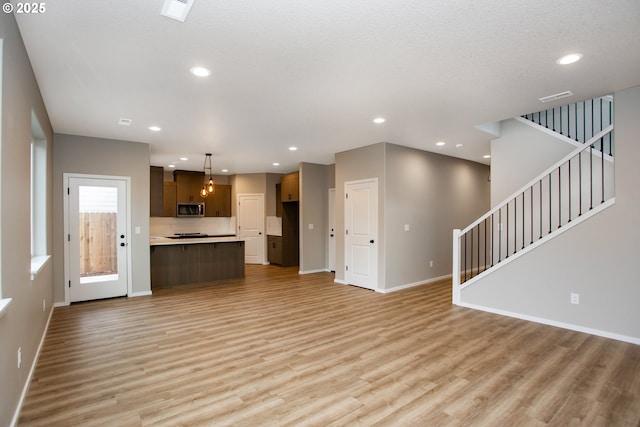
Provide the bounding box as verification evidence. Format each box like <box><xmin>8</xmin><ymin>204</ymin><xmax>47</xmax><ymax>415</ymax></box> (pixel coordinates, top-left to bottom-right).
<box><xmin>53</xmin><ymin>301</ymin><xmax>69</xmax><ymax>308</ymax></box>
<box><xmin>129</xmin><ymin>291</ymin><xmax>152</xmax><ymax>298</ymax></box>
<box><xmin>299</xmin><ymin>269</ymin><xmax>329</xmax><ymax>275</ymax></box>
<box><xmin>11</xmin><ymin>305</ymin><xmax>54</xmax><ymax>427</ymax></box>
<box><xmin>378</xmin><ymin>274</ymin><xmax>452</xmax><ymax>294</ymax></box>
<box><xmin>334</xmin><ymin>279</ymin><xmax>348</xmax><ymax>285</ymax></box>
<box><xmin>457</xmin><ymin>301</ymin><xmax>640</xmax><ymax>345</ymax></box>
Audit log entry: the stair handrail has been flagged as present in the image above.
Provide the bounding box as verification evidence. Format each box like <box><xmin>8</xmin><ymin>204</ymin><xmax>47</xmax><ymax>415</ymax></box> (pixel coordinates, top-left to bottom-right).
<box><xmin>460</xmin><ymin>124</ymin><xmax>612</xmax><ymax>236</ymax></box>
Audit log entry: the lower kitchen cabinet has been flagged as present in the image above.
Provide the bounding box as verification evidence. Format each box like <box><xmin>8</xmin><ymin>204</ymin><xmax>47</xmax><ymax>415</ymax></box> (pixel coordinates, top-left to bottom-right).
<box><xmin>267</xmin><ymin>235</ymin><xmax>283</xmax><ymax>265</ymax></box>
<box><xmin>151</xmin><ymin>241</ymin><xmax>244</xmax><ymax>287</ymax></box>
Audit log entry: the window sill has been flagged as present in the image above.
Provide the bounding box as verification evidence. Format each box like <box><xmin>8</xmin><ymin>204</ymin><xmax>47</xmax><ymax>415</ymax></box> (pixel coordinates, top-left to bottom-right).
<box><xmin>0</xmin><ymin>298</ymin><xmax>11</xmax><ymax>319</ymax></box>
<box><xmin>31</xmin><ymin>255</ymin><xmax>51</xmax><ymax>280</ymax></box>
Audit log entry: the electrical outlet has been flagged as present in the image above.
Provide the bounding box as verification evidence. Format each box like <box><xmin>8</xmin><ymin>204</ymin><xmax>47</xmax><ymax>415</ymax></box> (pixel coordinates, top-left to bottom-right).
<box><xmin>570</xmin><ymin>293</ymin><xmax>580</xmax><ymax>304</ymax></box>
<box><xmin>17</xmin><ymin>347</ymin><xmax>22</xmax><ymax>369</ymax></box>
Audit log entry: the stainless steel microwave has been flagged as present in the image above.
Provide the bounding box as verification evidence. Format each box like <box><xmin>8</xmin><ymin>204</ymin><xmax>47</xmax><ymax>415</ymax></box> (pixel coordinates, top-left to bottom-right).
<box><xmin>176</xmin><ymin>203</ymin><xmax>205</xmax><ymax>217</ymax></box>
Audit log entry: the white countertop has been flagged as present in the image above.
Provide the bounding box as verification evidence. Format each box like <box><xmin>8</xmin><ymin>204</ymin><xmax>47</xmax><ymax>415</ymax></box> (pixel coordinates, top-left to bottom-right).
<box><xmin>150</xmin><ymin>235</ymin><xmax>243</xmax><ymax>246</ymax></box>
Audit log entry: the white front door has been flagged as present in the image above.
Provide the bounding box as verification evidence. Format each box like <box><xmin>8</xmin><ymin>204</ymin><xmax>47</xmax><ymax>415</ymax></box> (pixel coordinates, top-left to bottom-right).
<box><xmin>238</xmin><ymin>193</ymin><xmax>265</xmax><ymax>264</ymax></box>
<box><xmin>66</xmin><ymin>175</ymin><xmax>129</xmax><ymax>302</ymax></box>
<box><xmin>328</xmin><ymin>188</ymin><xmax>336</xmax><ymax>272</ymax></box>
<box><xmin>345</xmin><ymin>178</ymin><xmax>378</xmax><ymax>290</ymax></box>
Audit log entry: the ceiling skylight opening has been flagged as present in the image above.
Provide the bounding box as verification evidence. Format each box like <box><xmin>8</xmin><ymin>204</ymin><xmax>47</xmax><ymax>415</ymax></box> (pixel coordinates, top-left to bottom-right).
<box><xmin>190</xmin><ymin>66</ymin><xmax>211</xmax><ymax>77</ymax></box>
<box><xmin>373</xmin><ymin>117</ymin><xmax>385</xmax><ymax>124</ymax></box>
<box><xmin>556</xmin><ymin>53</ymin><xmax>583</xmax><ymax>65</ymax></box>
<box><xmin>149</xmin><ymin>126</ymin><xmax>162</xmax><ymax>132</ymax></box>
<box><xmin>436</xmin><ymin>141</ymin><xmax>446</xmax><ymax>146</ymax></box>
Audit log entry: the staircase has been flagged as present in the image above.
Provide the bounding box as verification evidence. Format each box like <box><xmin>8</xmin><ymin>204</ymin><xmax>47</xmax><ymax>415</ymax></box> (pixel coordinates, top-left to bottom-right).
<box><xmin>452</xmin><ymin>96</ymin><xmax>615</xmax><ymax>303</ymax></box>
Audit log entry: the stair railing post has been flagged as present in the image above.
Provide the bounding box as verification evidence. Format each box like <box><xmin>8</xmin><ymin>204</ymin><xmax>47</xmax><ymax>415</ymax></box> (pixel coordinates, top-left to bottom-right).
<box><xmin>452</xmin><ymin>229</ymin><xmax>461</xmax><ymax>305</ymax></box>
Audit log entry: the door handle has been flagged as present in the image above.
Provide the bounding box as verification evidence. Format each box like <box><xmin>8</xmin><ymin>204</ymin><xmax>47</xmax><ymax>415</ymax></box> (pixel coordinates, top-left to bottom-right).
<box><xmin>370</xmin><ymin>240</ymin><xmax>374</xmax><ymax>244</ymax></box>
<box><xmin>120</xmin><ymin>242</ymin><xmax>127</xmax><ymax>247</ymax></box>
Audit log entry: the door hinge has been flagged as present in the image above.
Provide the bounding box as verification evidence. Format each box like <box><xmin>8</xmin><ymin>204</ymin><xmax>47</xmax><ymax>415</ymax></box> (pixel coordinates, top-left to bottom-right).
<box><xmin>67</xmin><ymin>234</ymin><xmax>70</xmax><ymax>242</ymax></box>
<box><xmin>68</xmin><ymin>280</ymin><xmax>71</xmax><ymax>288</ymax></box>
<box><xmin>67</xmin><ymin>187</ymin><xmax>70</xmax><ymax>195</ymax></box>
<box><xmin>346</xmin><ymin>193</ymin><xmax>348</xmax><ymax>199</ymax></box>
<box><xmin>346</xmin><ymin>265</ymin><xmax>349</xmax><ymax>271</ymax></box>
<box><xmin>346</xmin><ymin>229</ymin><xmax>349</xmax><ymax>235</ymax></box>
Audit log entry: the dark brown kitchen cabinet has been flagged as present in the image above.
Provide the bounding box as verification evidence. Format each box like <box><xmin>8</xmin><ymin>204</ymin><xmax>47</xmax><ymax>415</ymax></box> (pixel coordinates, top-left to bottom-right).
<box><xmin>151</xmin><ymin>241</ymin><xmax>245</xmax><ymax>287</ymax></box>
<box><xmin>267</xmin><ymin>235</ymin><xmax>283</xmax><ymax>265</ymax></box>
<box><xmin>174</xmin><ymin>170</ymin><xmax>205</xmax><ymax>203</ymax></box>
<box><xmin>150</xmin><ymin>166</ymin><xmax>164</xmax><ymax>216</ymax></box>
<box><xmin>204</xmin><ymin>184</ymin><xmax>232</xmax><ymax>217</ymax></box>
<box><xmin>163</xmin><ymin>182</ymin><xmax>177</xmax><ymax>217</ymax></box>
<box><xmin>280</xmin><ymin>171</ymin><xmax>299</xmax><ymax>202</ymax></box>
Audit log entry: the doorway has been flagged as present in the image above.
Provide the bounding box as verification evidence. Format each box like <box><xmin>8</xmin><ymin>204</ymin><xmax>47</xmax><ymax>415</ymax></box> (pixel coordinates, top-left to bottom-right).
<box><xmin>344</xmin><ymin>178</ymin><xmax>378</xmax><ymax>290</ymax></box>
<box><xmin>238</xmin><ymin>193</ymin><xmax>265</xmax><ymax>264</ymax></box>
<box><xmin>64</xmin><ymin>174</ymin><xmax>130</xmax><ymax>302</ymax></box>
<box><xmin>328</xmin><ymin>188</ymin><xmax>336</xmax><ymax>272</ymax></box>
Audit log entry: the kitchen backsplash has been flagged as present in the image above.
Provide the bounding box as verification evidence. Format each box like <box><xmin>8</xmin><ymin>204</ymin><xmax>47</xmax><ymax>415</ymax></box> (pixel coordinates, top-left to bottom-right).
<box><xmin>150</xmin><ymin>217</ymin><xmax>236</xmax><ymax>237</ymax></box>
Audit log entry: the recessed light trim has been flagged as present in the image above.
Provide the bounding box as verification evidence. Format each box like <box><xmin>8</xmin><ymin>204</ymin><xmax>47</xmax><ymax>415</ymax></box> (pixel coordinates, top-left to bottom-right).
<box><xmin>221</xmin><ymin>169</ymin><xmax>229</xmax><ymax>173</ymax></box>
<box><xmin>556</xmin><ymin>53</ymin><xmax>583</xmax><ymax>65</ymax></box>
<box><xmin>373</xmin><ymin>117</ymin><xmax>386</xmax><ymax>124</ymax></box>
<box><xmin>288</xmin><ymin>146</ymin><xmax>298</xmax><ymax>151</ymax></box>
<box><xmin>483</xmin><ymin>155</ymin><xmax>491</xmax><ymax>159</ymax></box>
<box><xmin>168</xmin><ymin>164</ymin><xmax>176</xmax><ymax>168</ymax></box>
<box><xmin>436</xmin><ymin>141</ymin><xmax>446</xmax><ymax>146</ymax></box>
<box><xmin>190</xmin><ymin>66</ymin><xmax>211</xmax><ymax>77</ymax></box>
<box><xmin>272</xmin><ymin>162</ymin><xmax>280</xmax><ymax>166</ymax></box>
<box><xmin>148</xmin><ymin>126</ymin><xmax>162</xmax><ymax>132</ymax></box>
<box><xmin>179</xmin><ymin>157</ymin><xmax>188</xmax><ymax>161</ymax></box>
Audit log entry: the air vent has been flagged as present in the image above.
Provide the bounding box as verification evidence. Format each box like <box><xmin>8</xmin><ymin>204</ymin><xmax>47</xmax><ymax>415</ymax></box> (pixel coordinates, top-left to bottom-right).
<box><xmin>118</xmin><ymin>118</ymin><xmax>132</xmax><ymax>126</ymax></box>
<box><xmin>539</xmin><ymin>91</ymin><xmax>574</xmax><ymax>103</ymax></box>
<box><xmin>161</xmin><ymin>0</ymin><xmax>195</xmax><ymax>22</ymax></box>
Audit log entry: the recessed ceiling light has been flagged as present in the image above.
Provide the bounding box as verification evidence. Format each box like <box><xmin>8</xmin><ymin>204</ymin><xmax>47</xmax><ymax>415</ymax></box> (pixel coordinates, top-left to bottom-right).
<box><xmin>436</xmin><ymin>141</ymin><xmax>446</xmax><ymax>146</ymax></box>
<box><xmin>118</xmin><ymin>118</ymin><xmax>132</xmax><ymax>126</ymax></box>
<box><xmin>273</xmin><ymin>162</ymin><xmax>280</xmax><ymax>166</ymax></box>
<box><xmin>190</xmin><ymin>66</ymin><xmax>211</xmax><ymax>77</ymax></box>
<box><xmin>556</xmin><ymin>53</ymin><xmax>583</xmax><ymax>65</ymax></box>
<box><xmin>148</xmin><ymin>126</ymin><xmax>162</xmax><ymax>132</ymax></box>
<box><xmin>168</xmin><ymin>164</ymin><xmax>176</xmax><ymax>168</ymax></box>
<box><xmin>373</xmin><ymin>117</ymin><xmax>386</xmax><ymax>124</ymax></box>
<box><xmin>179</xmin><ymin>157</ymin><xmax>188</xmax><ymax>161</ymax></box>
<box><xmin>221</xmin><ymin>169</ymin><xmax>229</xmax><ymax>173</ymax></box>
<box><xmin>288</xmin><ymin>146</ymin><xmax>298</xmax><ymax>151</ymax></box>
<box><xmin>456</xmin><ymin>144</ymin><xmax>463</xmax><ymax>148</ymax></box>
<box><xmin>483</xmin><ymin>155</ymin><xmax>491</xmax><ymax>159</ymax></box>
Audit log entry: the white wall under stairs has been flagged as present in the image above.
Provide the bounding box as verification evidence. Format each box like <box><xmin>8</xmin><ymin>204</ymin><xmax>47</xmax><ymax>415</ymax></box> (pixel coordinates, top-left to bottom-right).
<box><xmin>458</xmin><ymin>85</ymin><xmax>640</xmax><ymax>344</ymax></box>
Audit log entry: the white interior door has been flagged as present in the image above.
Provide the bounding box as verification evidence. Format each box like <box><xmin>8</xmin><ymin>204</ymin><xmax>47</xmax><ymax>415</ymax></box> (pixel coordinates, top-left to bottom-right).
<box><xmin>238</xmin><ymin>193</ymin><xmax>265</xmax><ymax>264</ymax></box>
<box><xmin>66</xmin><ymin>175</ymin><xmax>129</xmax><ymax>302</ymax></box>
<box><xmin>345</xmin><ymin>179</ymin><xmax>378</xmax><ymax>290</ymax></box>
<box><xmin>328</xmin><ymin>188</ymin><xmax>336</xmax><ymax>272</ymax></box>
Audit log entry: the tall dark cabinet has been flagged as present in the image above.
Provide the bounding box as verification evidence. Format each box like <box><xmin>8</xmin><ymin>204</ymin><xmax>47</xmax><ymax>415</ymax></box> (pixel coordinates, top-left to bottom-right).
<box><xmin>269</xmin><ymin>172</ymin><xmax>299</xmax><ymax>267</ymax></box>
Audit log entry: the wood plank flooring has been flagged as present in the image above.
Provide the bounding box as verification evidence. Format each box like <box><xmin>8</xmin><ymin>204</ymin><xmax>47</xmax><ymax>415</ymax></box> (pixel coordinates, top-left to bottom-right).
<box><xmin>19</xmin><ymin>265</ymin><xmax>640</xmax><ymax>426</ymax></box>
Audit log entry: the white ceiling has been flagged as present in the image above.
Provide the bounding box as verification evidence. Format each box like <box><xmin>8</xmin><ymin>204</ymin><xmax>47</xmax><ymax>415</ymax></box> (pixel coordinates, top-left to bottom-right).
<box><xmin>14</xmin><ymin>0</ymin><xmax>640</xmax><ymax>174</ymax></box>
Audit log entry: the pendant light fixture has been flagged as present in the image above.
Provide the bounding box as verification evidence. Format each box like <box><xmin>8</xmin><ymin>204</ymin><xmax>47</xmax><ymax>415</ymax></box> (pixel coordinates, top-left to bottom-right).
<box><xmin>200</xmin><ymin>153</ymin><xmax>215</xmax><ymax>198</ymax></box>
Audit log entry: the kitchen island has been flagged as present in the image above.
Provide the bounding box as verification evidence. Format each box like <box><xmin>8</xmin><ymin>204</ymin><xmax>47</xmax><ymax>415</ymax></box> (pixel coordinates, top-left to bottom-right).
<box><xmin>150</xmin><ymin>235</ymin><xmax>244</xmax><ymax>287</ymax></box>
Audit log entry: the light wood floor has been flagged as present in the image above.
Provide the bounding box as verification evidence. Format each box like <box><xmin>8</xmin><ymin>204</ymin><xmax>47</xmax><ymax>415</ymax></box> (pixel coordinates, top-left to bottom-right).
<box><xmin>20</xmin><ymin>265</ymin><xmax>640</xmax><ymax>426</ymax></box>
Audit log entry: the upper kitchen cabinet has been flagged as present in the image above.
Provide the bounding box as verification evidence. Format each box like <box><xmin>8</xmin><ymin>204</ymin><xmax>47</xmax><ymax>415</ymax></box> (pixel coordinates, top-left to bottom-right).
<box><xmin>150</xmin><ymin>166</ymin><xmax>164</xmax><ymax>216</ymax></box>
<box><xmin>281</xmin><ymin>171</ymin><xmax>299</xmax><ymax>202</ymax></box>
<box><xmin>163</xmin><ymin>182</ymin><xmax>177</xmax><ymax>217</ymax></box>
<box><xmin>204</xmin><ymin>184</ymin><xmax>231</xmax><ymax>217</ymax></box>
<box><xmin>174</xmin><ymin>170</ymin><xmax>204</xmax><ymax>203</ymax></box>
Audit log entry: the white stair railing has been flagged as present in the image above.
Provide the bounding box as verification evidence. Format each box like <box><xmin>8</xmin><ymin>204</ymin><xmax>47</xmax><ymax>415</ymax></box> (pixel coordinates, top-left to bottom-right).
<box><xmin>452</xmin><ymin>124</ymin><xmax>614</xmax><ymax>304</ymax></box>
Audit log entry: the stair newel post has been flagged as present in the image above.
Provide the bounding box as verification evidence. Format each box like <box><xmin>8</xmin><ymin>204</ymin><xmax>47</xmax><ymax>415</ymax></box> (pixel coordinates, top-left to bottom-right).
<box><xmin>452</xmin><ymin>229</ymin><xmax>461</xmax><ymax>305</ymax></box>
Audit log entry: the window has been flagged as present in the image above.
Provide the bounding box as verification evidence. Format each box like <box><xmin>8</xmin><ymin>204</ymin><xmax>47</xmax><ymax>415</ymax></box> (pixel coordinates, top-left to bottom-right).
<box><xmin>30</xmin><ymin>112</ymin><xmax>50</xmax><ymax>279</ymax></box>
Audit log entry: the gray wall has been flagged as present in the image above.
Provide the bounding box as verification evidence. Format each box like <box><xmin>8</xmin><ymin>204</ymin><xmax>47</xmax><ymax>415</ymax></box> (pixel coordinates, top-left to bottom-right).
<box><xmin>335</xmin><ymin>142</ymin><xmax>490</xmax><ymax>290</ymax></box>
<box><xmin>0</xmin><ymin>12</ymin><xmax>55</xmax><ymax>426</ymax></box>
<box><xmin>461</xmin><ymin>85</ymin><xmax>640</xmax><ymax>341</ymax></box>
<box><xmin>53</xmin><ymin>134</ymin><xmax>151</xmax><ymax>302</ymax></box>
<box><xmin>299</xmin><ymin>162</ymin><xmax>332</xmax><ymax>273</ymax></box>
<box><xmin>385</xmin><ymin>144</ymin><xmax>490</xmax><ymax>288</ymax></box>
<box><xmin>491</xmin><ymin>118</ymin><xmax>576</xmax><ymax>206</ymax></box>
